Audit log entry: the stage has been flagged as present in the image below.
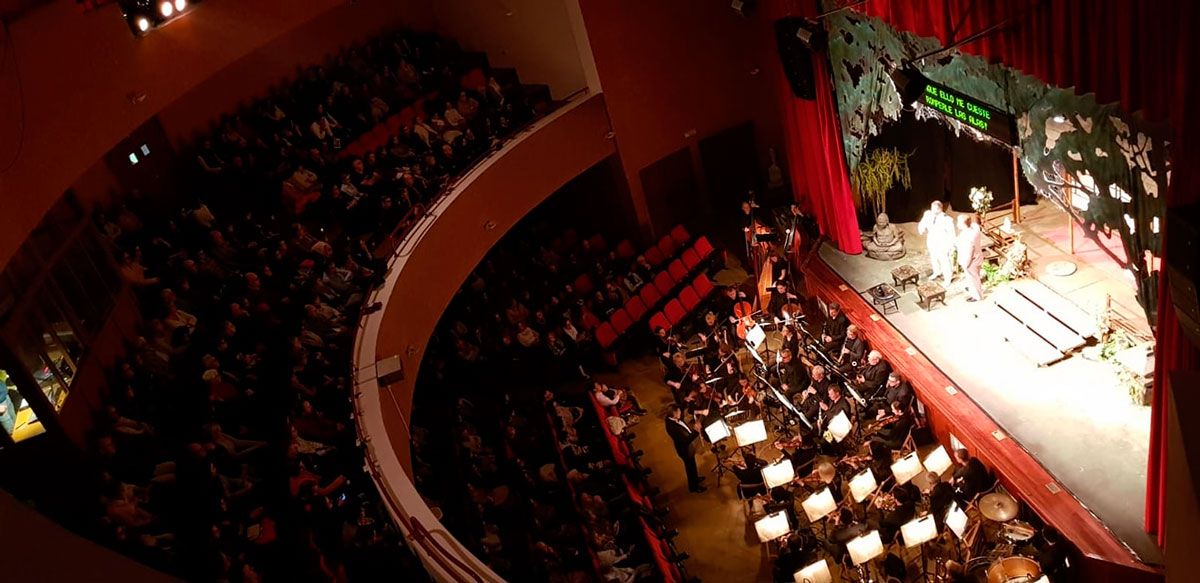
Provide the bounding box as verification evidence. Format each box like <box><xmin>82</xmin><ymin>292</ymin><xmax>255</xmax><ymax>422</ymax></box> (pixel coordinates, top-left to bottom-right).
<box><xmin>818</xmin><ymin>199</ymin><xmax>1161</xmax><ymax>564</ymax></box>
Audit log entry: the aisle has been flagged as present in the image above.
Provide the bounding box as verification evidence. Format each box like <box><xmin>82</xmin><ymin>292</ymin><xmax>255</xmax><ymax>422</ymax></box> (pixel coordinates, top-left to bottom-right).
<box><xmin>596</xmin><ymin>356</ymin><xmax>774</xmax><ymax>583</ymax></box>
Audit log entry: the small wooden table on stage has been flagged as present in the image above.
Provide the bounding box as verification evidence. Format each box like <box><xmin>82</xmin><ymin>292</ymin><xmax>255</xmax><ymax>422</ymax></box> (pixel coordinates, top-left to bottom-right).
<box><xmin>917</xmin><ymin>282</ymin><xmax>946</xmax><ymax>311</ymax></box>
<box><xmin>870</xmin><ymin>284</ymin><xmax>901</xmax><ymax>315</ymax></box>
<box><xmin>890</xmin><ymin>264</ymin><xmax>920</xmax><ymax>291</ymax></box>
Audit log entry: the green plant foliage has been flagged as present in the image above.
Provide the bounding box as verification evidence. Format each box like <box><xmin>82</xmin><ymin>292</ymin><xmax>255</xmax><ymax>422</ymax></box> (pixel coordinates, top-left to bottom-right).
<box><xmin>850</xmin><ymin>148</ymin><xmax>911</xmax><ymax>217</ymax></box>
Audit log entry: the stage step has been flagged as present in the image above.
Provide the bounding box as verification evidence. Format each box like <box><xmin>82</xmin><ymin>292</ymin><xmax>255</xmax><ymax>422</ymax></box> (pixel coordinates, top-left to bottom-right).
<box><xmin>982</xmin><ymin>303</ymin><xmax>1066</xmax><ymax>367</ymax></box>
<box><xmin>996</xmin><ymin>290</ymin><xmax>1087</xmax><ymax>354</ymax></box>
<box><xmin>1012</xmin><ymin>280</ymin><xmax>1100</xmax><ymax>339</ymax></box>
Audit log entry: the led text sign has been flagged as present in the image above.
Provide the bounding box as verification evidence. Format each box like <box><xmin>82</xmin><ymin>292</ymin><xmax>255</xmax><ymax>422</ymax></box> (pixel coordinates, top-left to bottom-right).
<box><xmin>920</xmin><ymin>80</ymin><xmax>1016</xmax><ymax>145</ymax></box>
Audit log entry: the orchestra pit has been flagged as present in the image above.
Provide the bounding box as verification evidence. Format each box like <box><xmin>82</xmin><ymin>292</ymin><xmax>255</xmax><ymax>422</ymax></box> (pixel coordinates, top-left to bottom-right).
<box><xmin>0</xmin><ymin>1</ymin><xmax>1198</xmax><ymax>582</ymax></box>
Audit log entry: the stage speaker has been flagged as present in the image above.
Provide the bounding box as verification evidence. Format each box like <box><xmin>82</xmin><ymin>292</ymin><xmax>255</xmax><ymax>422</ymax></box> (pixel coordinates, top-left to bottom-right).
<box><xmin>1165</xmin><ymin>203</ymin><xmax>1200</xmax><ymax>348</ymax></box>
<box><xmin>774</xmin><ymin>17</ymin><xmax>817</xmax><ymax>100</ymax></box>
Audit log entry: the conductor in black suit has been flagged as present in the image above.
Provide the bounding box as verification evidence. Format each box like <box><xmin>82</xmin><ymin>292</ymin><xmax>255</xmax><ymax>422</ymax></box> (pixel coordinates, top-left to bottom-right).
<box><xmin>665</xmin><ymin>404</ymin><xmax>707</xmax><ymax>493</ymax></box>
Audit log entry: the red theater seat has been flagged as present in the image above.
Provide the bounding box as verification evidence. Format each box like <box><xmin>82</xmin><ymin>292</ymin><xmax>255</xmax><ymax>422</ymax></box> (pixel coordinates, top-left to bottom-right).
<box><xmin>691</xmin><ymin>273</ymin><xmax>715</xmax><ymax>298</ymax></box>
<box><xmin>678</xmin><ymin>287</ymin><xmax>702</xmax><ymax>312</ymax></box>
<box><xmin>663</xmin><ymin>299</ymin><xmax>687</xmax><ymax>326</ymax></box>
<box><xmin>580</xmin><ymin>308</ymin><xmax>601</xmax><ymax>331</ymax></box>
<box><xmin>460</xmin><ymin>68</ymin><xmax>487</xmax><ymax>92</ymax></box>
<box><xmin>670</xmin><ymin>224</ymin><xmax>690</xmax><ymax>246</ymax></box>
<box><xmin>595</xmin><ymin>322</ymin><xmax>618</xmax><ymax>350</ymax></box>
<box><xmin>652</xmin><ymin>272</ymin><xmax>675</xmax><ymax>296</ymax></box>
<box><xmin>693</xmin><ymin>236</ymin><xmax>715</xmax><ymax>259</ymax></box>
<box><xmin>574</xmin><ymin>273</ymin><xmax>594</xmax><ymax>296</ymax></box>
<box><xmin>624</xmin><ymin>296</ymin><xmax>648</xmax><ymax>322</ymax></box>
<box><xmin>644</xmin><ymin>246</ymin><xmax>666</xmax><ymax>267</ymax></box>
<box><xmin>657</xmin><ymin>235</ymin><xmax>677</xmax><ymax>259</ymax></box>
<box><xmin>615</xmin><ymin>239</ymin><xmax>637</xmax><ymax>260</ymax></box>
<box><xmin>639</xmin><ymin>284</ymin><xmax>663</xmax><ymax>309</ymax></box>
<box><xmin>681</xmin><ymin>248</ymin><xmax>703</xmax><ymax>271</ymax></box>
<box><xmin>649</xmin><ymin>312</ymin><xmax>671</xmax><ymax>334</ymax></box>
<box><xmin>667</xmin><ymin>259</ymin><xmax>689</xmax><ymax>283</ymax></box>
<box><xmin>610</xmin><ymin>309</ymin><xmax>633</xmax><ymax>336</ymax></box>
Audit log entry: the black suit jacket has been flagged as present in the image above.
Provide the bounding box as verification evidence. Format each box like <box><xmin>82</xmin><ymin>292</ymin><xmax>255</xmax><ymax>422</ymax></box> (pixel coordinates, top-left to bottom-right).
<box><xmin>778</xmin><ymin>360</ymin><xmax>807</xmax><ymax>394</ymax></box>
<box><xmin>858</xmin><ymin>361</ymin><xmax>891</xmax><ymax>395</ymax></box>
<box><xmin>954</xmin><ymin>458</ymin><xmax>991</xmax><ymax>496</ymax></box>
<box><xmin>665</xmin><ymin>417</ymin><xmax>699</xmax><ymax>458</ymax></box>
<box><xmin>822</xmin><ymin>313</ymin><xmax>850</xmax><ymax>344</ymax></box>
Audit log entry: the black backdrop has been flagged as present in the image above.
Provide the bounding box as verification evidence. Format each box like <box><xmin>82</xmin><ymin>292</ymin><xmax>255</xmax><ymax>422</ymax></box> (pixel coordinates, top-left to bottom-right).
<box><xmin>861</xmin><ymin>111</ymin><xmax>1035</xmax><ymax>227</ymax></box>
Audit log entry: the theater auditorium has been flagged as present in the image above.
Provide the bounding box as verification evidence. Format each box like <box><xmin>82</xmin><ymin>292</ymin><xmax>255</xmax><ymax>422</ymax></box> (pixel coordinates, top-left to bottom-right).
<box><xmin>0</xmin><ymin>1</ymin><xmax>1197</xmax><ymax>582</ymax></box>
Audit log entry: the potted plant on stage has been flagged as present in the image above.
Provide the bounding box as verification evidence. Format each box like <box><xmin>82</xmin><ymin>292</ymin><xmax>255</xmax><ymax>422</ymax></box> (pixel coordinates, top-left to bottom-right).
<box><xmin>850</xmin><ymin>148</ymin><xmax>911</xmax><ymax>227</ymax></box>
<box><xmin>968</xmin><ymin>186</ymin><xmax>994</xmax><ymax>219</ymax></box>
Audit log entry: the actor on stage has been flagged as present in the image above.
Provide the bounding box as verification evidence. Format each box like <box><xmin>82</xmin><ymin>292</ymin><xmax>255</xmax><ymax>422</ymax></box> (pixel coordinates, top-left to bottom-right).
<box><xmin>957</xmin><ymin>214</ymin><xmax>985</xmax><ymax>301</ymax></box>
<box><xmin>918</xmin><ymin>201</ymin><xmax>956</xmax><ymax>284</ymax></box>
<box><xmin>665</xmin><ymin>404</ymin><xmax>706</xmax><ymax>493</ymax></box>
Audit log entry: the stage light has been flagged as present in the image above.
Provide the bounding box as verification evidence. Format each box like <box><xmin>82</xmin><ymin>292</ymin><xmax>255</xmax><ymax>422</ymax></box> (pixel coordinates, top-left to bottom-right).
<box><xmin>794</xmin><ymin>558</ymin><xmax>833</xmax><ymax>583</ymax></box>
<box><xmin>160</xmin><ymin>1</ymin><xmax>173</xmax><ymax>17</ymax></box>
<box><xmin>704</xmin><ymin>419</ymin><xmax>731</xmax><ymax>443</ymax></box>
<box><xmin>801</xmin><ymin>487</ymin><xmax>837</xmax><ymax>522</ymax></box>
<box><xmin>762</xmin><ymin>458</ymin><xmax>796</xmax><ymax>489</ymax></box>
<box><xmin>848</xmin><ymin>468</ymin><xmax>878</xmax><ymax>503</ymax></box>
<box><xmin>174</xmin><ymin>0</ymin><xmax>187</xmax><ymax>10</ymax></box>
<box><xmin>754</xmin><ymin>510</ymin><xmax>790</xmax><ymax>542</ymax></box>
<box><xmin>846</xmin><ymin>530</ymin><xmax>885</xmax><ymax>565</ymax></box>
<box><xmin>945</xmin><ymin>502</ymin><xmax>968</xmax><ymax>539</ymax></box>
<box><xmin>891</xmin><ymin>451</ymin><xmax>925</xmax><ymax>485</ymax></box>
<box><xmin>900</xmin><ymin>514</ymin><xmax>938</xmax><ymax>547</ymax></box>
<box><xmin>136</xmin><ymin>16</ymin><xmax>150</xmax><ymax>31</ymax></box>
<box><xmin>827</xmin><ymin>411</ymin><xmax>852</xmax><ymax>442</ymax></box>
<box><xmin>888</xmin><ymin>66</ymin><xmax>928</xmax><ymax>106</ymax></box>
<box><xmin>734</xmin><ymin>419</ymin><xmax>768</xmax><ymax>447</ymax></box>
<box><xmin>922</xmin><ymin>445</ymin><xmax>953</xmax><ymax>476</ymax></box>
<box><xmin>1052</xmin><ymin>115</ymin><xmax>1067</xmax><ymax>123</ymax></box>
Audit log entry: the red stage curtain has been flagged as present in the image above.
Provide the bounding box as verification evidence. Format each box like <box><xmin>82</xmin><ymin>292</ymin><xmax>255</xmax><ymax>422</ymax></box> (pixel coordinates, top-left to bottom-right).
<box><xmin>767</xmin><ymin>1</ymin><xmax>862</xmax><ymax>255</ymax></box>
<box><xmin>858</xmin><ymin>0</ymin><xmax>1199</xmax><ymax>550</ymax></box>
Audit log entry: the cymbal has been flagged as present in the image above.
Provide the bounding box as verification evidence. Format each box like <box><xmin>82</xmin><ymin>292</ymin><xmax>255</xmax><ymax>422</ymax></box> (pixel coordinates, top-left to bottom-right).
<box><xmin>979</xmin><ymin>492</ymin><xmax>1019</xmax><ymax>522</ymax></box>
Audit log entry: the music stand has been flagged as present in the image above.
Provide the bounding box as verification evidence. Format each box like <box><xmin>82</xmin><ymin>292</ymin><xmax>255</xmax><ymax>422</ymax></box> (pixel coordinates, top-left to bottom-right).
<box><xmin>704</xmin><ymin>419</ymin><xmax>732</xmax><ymax>443</ymax></box>
<box><xmin>891</xmin><ymin>451</ymin><xmax>925</xmax><ymax>485</ymax></box>
<box><xmin>901</xmin><ymin>514</ymin><xmax>939</xmax><ymax>580</ymax></box>
<box><xmin>734</xmin><ymin>419</ymin><xmax>768</xmax><ymax>448</ymax></box>
<box><xmin>754</xmin><ymin>510</ymin><xmax>791</xmax><ymax>543</ymax></box>
<box><xmin>848</xmin><ymin>468</ymin><xmax>878</xmax><ymax>503</ymax></box>
<box><xmin>826</xmin><ymin>411</ymin><xmax>853</xmax><ymax>442</ymax></box>
<box><xmin>762</xmin><ymin>458</ymin><xmax>796</xmax><ymax>489</ymax></box>
<box><xmin>923</xmin><ymin>445</ymin><xmax>953</xmax><ymax>476</ymax></box>
<box><xmin>801</xmin><ymin>487</ymin><xmax>837</xmax><ymax>522</ymax></box>
<box><xmin>945</xmin><ymin>503</ymin><xmax>969</xmax><ymax>540</ymax></box>
<box><xmin>745</xmin><ymin>324</ymin><xmax>767</xmax><ymax>351</ymax></box>
<box><xmin>846</xmin><ymin>530</ymin><xmax>885</xmax><ymax>566</ymax></box>
<box><xmin>793</xmin><ymin>558</ymin><xmax>833</xmax><ymax>583</ymax></box>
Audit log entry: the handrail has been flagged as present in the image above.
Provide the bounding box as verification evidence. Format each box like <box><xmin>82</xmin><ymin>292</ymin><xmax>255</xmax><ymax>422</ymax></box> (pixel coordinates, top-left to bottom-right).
<box><xmin>352</xmin><ymin>92</ymin><xmax>594</xmax><ymax>583</ymax></box>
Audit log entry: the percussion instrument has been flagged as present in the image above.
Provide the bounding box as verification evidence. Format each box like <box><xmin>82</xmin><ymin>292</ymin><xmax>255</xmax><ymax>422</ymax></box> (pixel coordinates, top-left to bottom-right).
<box><xmin>1000</xmin><ymin>520</ymin><xmax>1037</xmax><ymax>543</ymax></box>
<box><xmin>985</xmin><ymin>556</ymin><xmax>1042</xmax><ymax>583</ymax></box>
<box><xmin>979</xmin><ymin>492</ymin><xmax>1020</xmax><ymax>522</ymax></box>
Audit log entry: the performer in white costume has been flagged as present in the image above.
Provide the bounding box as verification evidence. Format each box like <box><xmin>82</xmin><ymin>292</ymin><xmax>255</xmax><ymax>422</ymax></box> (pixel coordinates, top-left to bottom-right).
<box><xmin>956</xmin><ymin>214</ymin><xmax>985</xmax><ymax>301</ymax></box>
<box><xmin>917</xmin><ymin>201</ymin><xmax>956</xmax><ymax>284</ymax></box>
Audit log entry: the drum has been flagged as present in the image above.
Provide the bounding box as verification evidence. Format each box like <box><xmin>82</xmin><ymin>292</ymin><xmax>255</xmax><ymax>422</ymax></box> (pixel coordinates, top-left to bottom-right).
<box><xmin>985</xmin><ymin>556</ymin><xmax>1042</xmax><ymax>583</ymax></box>
<box><xmin>1000</xmin><ymin>520</ymin><xmax>1037</xmax><ymax>544</ymax></box>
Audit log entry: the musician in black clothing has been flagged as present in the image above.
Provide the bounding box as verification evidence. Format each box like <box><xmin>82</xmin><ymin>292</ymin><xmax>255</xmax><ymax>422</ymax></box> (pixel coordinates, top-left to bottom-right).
<box><xmin>775</xmin><ymin>348</ymin><xmax>807</xmax><ymax>399</ymax></box>
<box><xmin>773</xmin><ymin>435</ymin><xmax>817</xmax><ymax>474</ymax></box>
<box><xmin>653</xmin><ymin>326</ymin><xmax>680</xmax><ymax>368</ymax></box>
<box><xmin>792</xmin><ymin>365</ymin><xmax>829</xmax><ymax>423</ymax></box>
<box><xmin>819</xmin><ymin>385</ymin><xmax>853</xmax><ymax>432</ymax></box>
<box><xmin>853</xmin><ymin>350</ymin><xmax>891</xmax><ymax>400</ymax></box>
<box><xmin>927</xmin><ymin>471</ymin><xmax>955</xmax><ymax>531</ymax></box>
<box><xmin>779</xmin><ymin>324</ymin><xmax>801</xmax><ymax>358</ymax></box>
<box><xmin>827</xmin><ymin>508</ymin><xmax>869</xmax><ymax>564</ymax></box>
<box><xmin>767</xmin><ymin>281</ymin><xmax>799</xmax><ymax>321</ymax></box>
<box><xmin>876</xmin><ymin>373</ymin><xmax>913</xmax><ymax>417</ymax></box>
<box><xmin>665</xmin><ymin>405</ymin><xmax>707</xmax><ymax>493</ymax></box>
<box><xmin>836</xmin><ymin>324</ymin><xmax>868</xmax><ymax>374</ymax></box>
<box><xmin>713</xmin><ymin>285</ymin><xmax>748</xmax><ymax>324</ymax></box>
<box><xmin>952</xmin><ymin>448</ymin><xmax>992</xmax><ymax>505</ymax></box>
<box><xmin>820</xmin><ymin>302</ymin><xmax>850</xmax><ymax>354</ymax></box>
<box><xmin>732</xmin><ymin>453</ymin><xmax>767</xmax><ymax>498</ymax></box>
<box><xmin>867</xmin><ymin>401</ymin><xmax>913</xmax><ymax>450</ymax></box>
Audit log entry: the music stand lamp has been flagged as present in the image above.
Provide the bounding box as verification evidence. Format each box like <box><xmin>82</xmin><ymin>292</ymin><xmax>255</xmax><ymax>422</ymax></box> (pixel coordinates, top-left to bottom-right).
<box><xmin>755</xmin><ymin>510</ymin><xmax>791</xmax><ymax>543</ymax></box>
<box><xmin>923</xmin><ymin>445</ymin><xmax>953</xmax><ymax>477</ymax></box>
<box><xmin>901</xmin><ymin>514</ymin><xmax>939</xmax><ymax>579</ymax></box>
<box><xmin>846</xmin><ymin>530</ymin><xmax>885</xmax><ymax>580</ymax></box>
<box><xmin>793</xmin><ymin>558</ymin><xmax>833</xmax><ymax>583</ymax></box>
<box><xmin>762</xmin><ymin>458</ymin><xmax>796</xmax><ymax>489</ymax></box>
<box><xmin>891</xmin><ymin>451</ymin><xmax>925</xmax><ymax>486</ymax></box>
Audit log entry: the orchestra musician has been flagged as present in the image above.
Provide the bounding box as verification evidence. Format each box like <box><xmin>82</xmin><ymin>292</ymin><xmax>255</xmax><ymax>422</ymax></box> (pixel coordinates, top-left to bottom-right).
<box><xmin>852</xmin><ymin>350</ymin><xmax>891</xmax><ymax>401</ymax></box>
<box><xmin>773</xmin><ymin>433</ymin><xmax>817</xmax><ymax>475</ymax></box>
<box><xmin>767</xmin><ymin>280</ymin><xmax>800</xmax><ymax>322</ymax></box>
<box><xmin>792</xmin><ymin>365</ymin><xmax>830</xmax><ymax>422</ymax></box>
<box><xmin>653</xmin><ymin>326</ymin><xmax>681</xmax><ymax>368</ymax></box>
<box><xmin>766</xmin><ymin>253</ymin><xmax>789</xmax><ymax>286</ymax></box>
<box><xmin>951</xmin><ymin>448</ymin><xmax>992</xmax><ymax>506</ymax></box>
<box><xmin>731</xmin><ymin>453</ymin><xmax>768</xmax><ymax>498</ymax></box>
<box><xmin>836</xmin><ymin>324</ymin><xmax>868</xmax><ymax>374</ymax></box>
<box><xmin>818</xmin><ymin>385</ymin><xmax>853</xmax><ymax>432</ymax></box>
<box><xmin>664</xmin><ymin>352</ymin><xmax>689</xmax><ymax>393</ymax></box>
<box><xmin>820</xmin><ymin>302</ymin><xmax>850</xmax><ymax>355</ymax></box>
<box><xmin>779</xmin><ymin>324</ymin><xmax>801</xmax><ymax>358</ymax></box>
<box><xmin>926</xmin><ymin>471</ymin><xmax>955</xmax><ymax>531</ymax></box>
<box><xmin>732</xmin><ymin>375</ymin><xmax>763</xmax><ymax>416</ymax></box>
<box><xmin>877</xmin><ymin>373</ymin><xmax>913</xmax><ymax>417</ymax></box>
<box><xmin>713</xmin><ymin>285</ymin><xmax>748</xmax><ymax>324</ymax></box>
<box><xmin>775</xmin><ymin>348</ymin><xmax>808</xmax><ymax>399</ymax></box>
<box><xmin>867</xmin><ymin>400</ymin><xmax>913</xmax><ymax>450</ymax></box>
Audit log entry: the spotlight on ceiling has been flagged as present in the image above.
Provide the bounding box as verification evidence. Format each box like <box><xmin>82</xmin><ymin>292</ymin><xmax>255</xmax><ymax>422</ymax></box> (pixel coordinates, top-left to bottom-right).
<box><xmin>794</xmin><ymin>18</ymin><xmax>828</xmax><ymax>51</ymax></box>
<box><xmin>159</xmin><ymin>1</ymin><xmax>173</xmax><ymax>17</ymax></box>
<box><xmin>136</xmin><ymin>16</ymin><xmax>150</xmax><ymax>31</ymax></box>
<box><xmin>888</xmin><ymin>65</ymin><xmax>929</xmax><ymax>107</ymax></box>
<box><xmin>731</xmin><ymin>0</ymin><xmax>756</xmax><ymax>17</ymax></box>
<box><xmin>175</xmin><ymin>0</ymin><xmax>187</xmax><ymax>10</ymax></box>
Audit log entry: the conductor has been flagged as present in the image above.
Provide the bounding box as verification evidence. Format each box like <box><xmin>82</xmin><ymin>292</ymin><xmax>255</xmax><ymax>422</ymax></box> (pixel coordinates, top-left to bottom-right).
<box><xmin>665</xmin><ymin>405</ymin><xmax>707</xmax><ymax>493</ymax></box>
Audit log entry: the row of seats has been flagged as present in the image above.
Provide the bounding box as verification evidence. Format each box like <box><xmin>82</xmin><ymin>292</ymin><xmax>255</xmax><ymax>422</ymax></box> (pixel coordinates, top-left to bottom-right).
<box><xmin>588</xmin><ymin>397</ymin><xmax>688</xmax><ymax>583</ymax></box>
<box><xmin>593</xmin><ymin>228</ymin><xmax>720</xmax><ymax>353</ymax></box>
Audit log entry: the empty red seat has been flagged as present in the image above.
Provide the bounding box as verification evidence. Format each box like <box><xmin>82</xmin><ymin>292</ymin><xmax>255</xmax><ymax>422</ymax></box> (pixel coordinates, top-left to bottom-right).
<box><xmin>670</xmin><ymin>224</ymin><xmax>691</xmax><ymax>246</ymax></box>
<box><xmin>573</xmin><ymin>273</ymin><xmax>594</xmax><ymax>296</ymax></box>
<box><xmin>678</xmin><ymin>287</ymin><xmax>702</xmax><ymax>312</ymax></box>
<box><xmin>693</xmin><ymin>236</ymin><xmax>715</xmax><ymax>259</ymax></box>
<box><xmin>667</xmin><ymin>259</ymin><xmax>689</xmax><ymax>283</ymax></box>
<box><xmin>624</xmin><ymin>296</ymin><xmax>648</xmax><ymax>322</ymax></box>
<box><xmin>595</xmin><ymin>322</ymin><xmax>618</xmax><ymax>349</ymax></box>
<box><xmin>643</xmin><ymin>246</ymin><xmax>666</xmax><ymax>267</ymax></box>
<box><xmin>639</xmin><ymin>284</ymin><xmax>662</xmax><ymax>309</ymax></box>
<box><xmin>681</xmin><ymin>248</ymin><xmax>703</xmax><ymax>271</ymax></box>
<box><xmin>615</xmin><ymin>239</ymin><xmax>637</xmax><ymax>260</ymax></box>
<box><xmin>657</xmin><ymin>235</ymin><xmax>677</xmax><ymax>258</ymax></box>
<box><xmin>663</xmin><ymin>299</ymin><xmax>687</xmax><ymax>326</ymax></box>
<box><xmin>648</xmin><ymin>312</ymin><xmax>671</xmax><ymax>333</ymax></box>
<box><xmin>691</xmin><ymin>273</ymin><xmax>716</xmax><ymax>298</ymax></box>
<box><xmin>588</xmin><ymin>233</ymin><xmax>607</xmax><ymax>254</ymax></box>
<box><xmin>610</xmin><ymin>309</ymin><xmax>634</xmax><ymax>335</ymax></box>
<box><xmin>652</xmin><ymin>272</ymin><xmax>676</xmax><ymax>296</ymax></box>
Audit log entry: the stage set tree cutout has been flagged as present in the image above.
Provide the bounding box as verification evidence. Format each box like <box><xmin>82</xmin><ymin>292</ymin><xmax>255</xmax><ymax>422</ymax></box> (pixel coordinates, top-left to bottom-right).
<box><xmin>823</xmin><ymin>7</ymin><xmax>1169</xmax><ymax>321</ymax></box>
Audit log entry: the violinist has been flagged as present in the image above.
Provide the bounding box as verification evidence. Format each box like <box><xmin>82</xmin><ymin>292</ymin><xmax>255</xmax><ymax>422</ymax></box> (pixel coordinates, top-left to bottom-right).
<box><xmin>776</xmin><ymin>348</ymin><xmax>808</xmax><ymax>399</ymax></box>
<box><xmin>696</xmin><ymin>312</ymin><xmax>723</xmax><ymax>367</ymax></box>
<box><xmin>664</xmin><ymin>352</ymin><xmax>688</xmax><ymax>391</ymax></box>
<box><xmin>852</xmin><ymin>350</ymin><xmax>891</xmax><ymax>400</ymax></box>
<box><xmin>774</xmin><ymin>433</ymin><xmax>817</xmax><ymax>476</ymax></box>
<box><xmin>837</xmin><ymin>324</ymin><xmax>868</xmax><ymax>374</ymax></box>
<box><xmin>820</xmin><ymin>302</ymin><xmax>850</xmax><ymax>355</ymax></box>
<box><xmin>653</xmin><ymin>326</ymin><xmax>681</xmax><ymax>368</ymax></box>
<box><xmin>877</xmin><ymin>373</ymin><xmax>913</xmax><ymax>417</ymax></box>
<box><xmin>867</xmin><ymin>400</ymin><xmax>912</xmax><ymax>450</ymax></box>
<box><xmin>733</xmin><ymin>375</ymin><xmax>763</xmax><ymax>416</ymax></box>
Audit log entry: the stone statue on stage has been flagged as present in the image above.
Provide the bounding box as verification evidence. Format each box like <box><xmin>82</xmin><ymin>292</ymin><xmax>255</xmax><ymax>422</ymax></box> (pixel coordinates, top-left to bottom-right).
<box><xmin>862</xmin><ymin>212</ymin><xmax>905</xmax><ymax>260</ymax></box>
<box><xmin>918</xmin><ymin>201</ymin><xmax>956</xmax><ymax>284</ymax></box>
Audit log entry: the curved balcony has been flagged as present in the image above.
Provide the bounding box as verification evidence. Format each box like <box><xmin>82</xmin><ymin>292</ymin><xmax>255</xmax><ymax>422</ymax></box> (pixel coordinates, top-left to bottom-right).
<box><xmin>352</xmin><ymin>92</ymin><xmax>614</xmax><ymax>582</ymax></box>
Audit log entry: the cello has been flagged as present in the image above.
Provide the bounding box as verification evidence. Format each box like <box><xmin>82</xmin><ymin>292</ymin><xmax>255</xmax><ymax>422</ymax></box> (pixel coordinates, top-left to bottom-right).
<box><xmin>733</xmin><ymin>298</ymin><xmax>756</xmax><ymax>340</ymax></box>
